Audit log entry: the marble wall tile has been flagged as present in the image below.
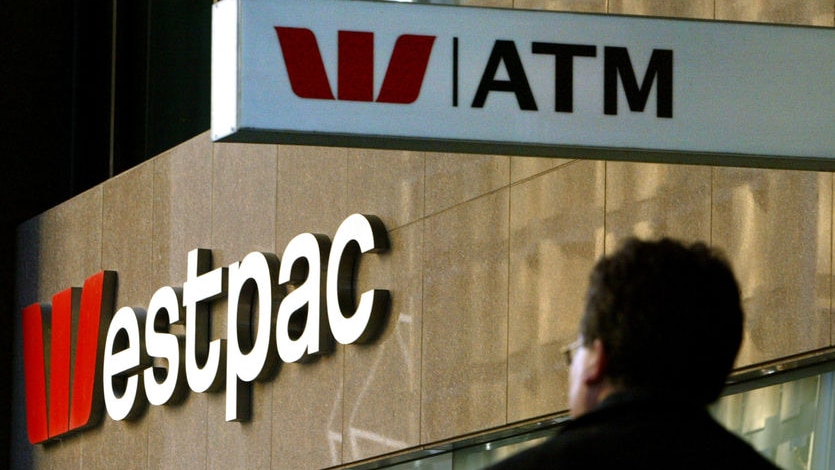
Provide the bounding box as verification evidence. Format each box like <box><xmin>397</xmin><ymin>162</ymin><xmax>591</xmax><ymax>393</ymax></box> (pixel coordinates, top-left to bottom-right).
<box><xmin>347</xmin><ymin>148</ymin><xmax>424</xmax><ymax>230</ymax></box>
<box><xmin>276</xmin><ymin>145</ymin><xmax>347</xmax><ymax>244</ymax></box>
<box><xmin>102</xmin><ymin>163</ymin><xmax>154</xmax><ymax>306</ymax></box>
<box><xmin>271</xmin><ymin>144</ymin><xmax>349</xmax><ymax>469</ymax></box>
<box><xmin>605</xmin><ymin>162</ymin><xmax>712</xmax><ymax>248</ymax></box>
<box><xmin>28</xmin><ymin>441</ymin><xmax>82</xmax><ymax>470</ymax></box>
<box><xmin>207</xmin><ymin>384</ymin><xmax>274</xmax><ymax>470</ymax></box>
<box><xmin>145</xmin><ymin>396</ymin><xmax>209</xmax><ymax>470</ymax></box>
<box><xmin>84</xmin><ymin>161</ymin><xmax>155</xmax><ymax>469</ymax></box>
<box><xmin>147</xmin><ymin>132</ymin><xmax>213</xmax><ymax>470</ymax></box>
<box><xmin>270</xmin><ymin>353</ymin><xmax>345</xmax><ymax>470</ymax></box>
<box><xmin>80</xmin><ymin>420</ymin><xmax>148</xmax><ymax>470</ymax></box>
<box><xmin>18</xmin><ymin>188</ymin><xmax>104</xmax><ymax>302</ymax></box>
<box><xmin>608</xmin><ymin>0</ymin><xmax>714</xmax><ymax>19</ymax></box>
<box><xmin>422</xmin><ymin>190</ymin><xmax>509</xmax><ymax>443</ymax></box>
<box><xmin>13</xmin><ymin>188</ymin><xmax>104</xmax><ymax>469</ymax></box>
<box><xmin>212</xmin><ymin>142</ymin><xmax>278</xmax><ymax>260</ymax></box>
<box><xmin>152</xmin><ymin>131</ymin><xmax>213</xmax><ymax>285</ymax></box>
<box><xmin>425</xmin><ymin>152</ymin><xmax>509</xmax><ymax>216</ymax></box>
<box><xmin>831</xmin><ymin>173</ymin><xmax>835</xmax><ymax>348</ymax></box>
<box><xmin>343</xmin><ymin>223</ymin><xmax>423</xmax><ymax>462</ymax></box>
<box><xmin>207</xmin><ymin>142</ymin><xmax>277</xmax><ymax>469</ymax></box>
<box><xmin>508</xmin><ymin>160</ymin><xmax>605</xmax><ymax>422</ymax></box>
<box><xmin>513</xmin><ymin>0</ymin><xmax>606</xmax><ymax>13</ymax></box>
<box><xmin>459</xmin><ymin>0</ymin><xmax>512</xmax><ymax>8</ymax></box>
<box><xmin>716</xmin><ymin>0</ymin><xmax>834</xmax><ymax>26</ymax></box>
<box><xmin>712</xmin><ymin>167</ymin><xmax>832</xmax><ymax>367</ymax></box>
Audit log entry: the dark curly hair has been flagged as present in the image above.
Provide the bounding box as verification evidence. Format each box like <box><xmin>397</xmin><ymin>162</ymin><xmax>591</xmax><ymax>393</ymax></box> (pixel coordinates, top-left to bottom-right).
<box><xmin>581</xmin><ymin>238</ymin><xmax>744</xmax><ymax>404</ymax></box>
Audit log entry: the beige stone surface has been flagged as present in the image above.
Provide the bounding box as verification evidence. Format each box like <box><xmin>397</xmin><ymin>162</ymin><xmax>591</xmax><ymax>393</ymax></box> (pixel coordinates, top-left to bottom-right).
<box><xmin>460</xmin><ymin>0</ymin><xmax>512</xmax><ymax>8</ymax></box>
<box><xmin>608</xmin><ymin>0</ymin><xmax>714</xmax><ymax>19</ymax></box>
<box><xmin>270</xmin><ymin>352</ymin><xmax>345</xmax><ymax>469</ymax></box>
<box><xmin>514</xmin><ymin>0</ymin><xmax>606</xmax><ymax>13</ymax></box>
<box><xmin>272</xmin><ymin>144</ymin><xmax>350</xmax><ymax>469</ymax></box>
<box><xmin>145</xmin><ymin>394</ymin><xmax>209</xmax><ymax>470</ymax></box>
<box><xmin>716</xmin><ymin>0</ymin><xmax>835</xmax><ymax>26</ymax></box>
<box><xmin>14</xmin><ymin>186</ymin><xmax>103</xmax><ymax>470</ymax></box>
<box><xmin>17</xmin><ymin>187</ymin><xmax>104</xmax><ymax>304</ymax></box>
<box><xmin>347</xmin><ymin>148</ymin><xmax>425</xmax><ymax>230</ymax></box>
<box><xmin>152</xmin><ymin>131</ymin><xmax>213</xmax><ymax>286</ymax></box>
<box><xmin>84</xmin><ymin>161</ymin><xmax>155</xmax><ymax>469</ymax></box>
<box><xmin>147</xmin><ymin>133</ymin><xmax>213</xmax><ymax>470</ymax></box>
<box><xmin>425</xmin><ymin>152</ymin><xmax>509</xmax><ymax>216</ymax></box>
<box><xmin>421</xmin><ymin>189</ymin><xmax>509</xmax><ymax>443</ymax></box>
<box><xmin>508</xmin><ymin>160</ymin><xmax>605</xmax><ymax>422</ymax></box>
<box><xmin>102</xmin><ymin>162</ymin><xmax>155</xmax><ymax>306</ymax></box>
<box><xmin>212</xmin><ymin>142</ymin><xmax>278</xmax><ymax>260</ymax></box>
<box><xmin>605</xmin><ymin>161</ymin><xmax>712</xmax><ymax>247</ymax></box>
<box><xmin>207</xmin><ymin>141</ymin><xmax>278</xmax><ymax>469</ymax></box>
<box><xmin>712</xmin><ymin>167</ymin><xmax>832</xmax><ymax>366</ymax></box>
<box><xmin>276</xmin><ymin>145</ymin><xmax>348</xmax><ymax>244</ymax></box>
<box><xmin>343</xmin><ymin>223</ymin><xmax>424</xmax><ymax>462</ymax></box>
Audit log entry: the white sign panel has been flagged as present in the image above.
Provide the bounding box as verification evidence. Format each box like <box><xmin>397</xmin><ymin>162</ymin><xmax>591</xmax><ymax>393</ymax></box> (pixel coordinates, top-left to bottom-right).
<box><xmin>212</xmin><ymin>0</ymin><xmax>835</xmax><ymax>168</ymax></box>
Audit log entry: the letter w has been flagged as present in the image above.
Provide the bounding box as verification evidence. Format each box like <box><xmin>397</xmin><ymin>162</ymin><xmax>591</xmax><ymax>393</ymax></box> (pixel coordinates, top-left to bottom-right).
<box><xmin>274</xmin><ymin>27</ymin><xmax>436</xmax><ymax>104</ymax></box>
<box><xmin>22</xmin><ymin>271</ymin><xmax>116</xmax><ymax>444</ymax></box>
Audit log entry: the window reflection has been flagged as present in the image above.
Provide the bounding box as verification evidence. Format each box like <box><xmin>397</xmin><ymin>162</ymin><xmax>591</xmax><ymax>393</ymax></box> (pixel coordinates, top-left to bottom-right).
<box><xmin>711</xmin><ymin>373</ymin><xmax>832</xmax><ymax>469</ymax></box>
<box><xmin>364</xmin><ymin>370</ymin><xmax>835</xmax><ymax>469</ymax></box>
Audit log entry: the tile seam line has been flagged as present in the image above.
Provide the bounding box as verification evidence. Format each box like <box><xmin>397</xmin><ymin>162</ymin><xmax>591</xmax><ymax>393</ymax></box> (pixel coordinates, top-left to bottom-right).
<box><xmin>505</xmin><ymin>159</ymin><xmax>511</xmax><ymax>427</ymax></box>
<box><xmin>207</xmin><ymin>139</ymin><xmax>216</xmax><ymax>469</ymax></box>
<box><xmin>830</xmin><ymin>171</ymin><xmax>834</xmax><ymax>349</ymax></box>
<box><xmin>425</xmin><ymin>182</ymin><xmax>510</xmax><ymax>221</ymax></box>
<box><xmin>602</xmin><ymin>161</ymin><xmax>607</xmax><ymax>256</ymax></box>
<box><xmin>147</xmin><ymin>151</ymin><xmax>156</xmax><ymax>470</ymax></box>
<box><xmin>341</xmin><ymin>146</ymin><xmax>348</xmax><ymax>467</ymax></box>
<box><xmin>270</xmin><ymin>143</ymin><xmax>280</xmax><ymax>469</ymax></box>
<box><xmin>418</xmin><ymin>151</ymin><xmax>426</xmax><ymax>447</ymax></box>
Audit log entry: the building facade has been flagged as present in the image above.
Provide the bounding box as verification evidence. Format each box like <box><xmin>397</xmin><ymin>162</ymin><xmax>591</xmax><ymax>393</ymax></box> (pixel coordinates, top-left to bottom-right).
<box><xmin>11</xmin><ymin>1</ymin><xmax>835</xmax><ymax>469</ymax></box>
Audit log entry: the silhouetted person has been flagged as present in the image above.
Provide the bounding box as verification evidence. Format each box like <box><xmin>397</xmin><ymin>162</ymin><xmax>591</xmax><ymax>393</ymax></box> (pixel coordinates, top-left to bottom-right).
<box><xmin>490</xmin><ymin>238</ymin><xmax>778</xmax><ymax>469</ymax></box>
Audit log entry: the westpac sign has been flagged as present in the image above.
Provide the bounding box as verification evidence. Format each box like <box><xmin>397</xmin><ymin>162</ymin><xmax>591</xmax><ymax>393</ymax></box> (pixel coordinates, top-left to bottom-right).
<box><xmin>212</xmin><ymin>0</ymin><xmax>835</xmax><ymax>169</ymax></box>
<box><xmin>23</xmin><ymin>214</ymin><xmax>388</xmax><ymax>444</ymax></box>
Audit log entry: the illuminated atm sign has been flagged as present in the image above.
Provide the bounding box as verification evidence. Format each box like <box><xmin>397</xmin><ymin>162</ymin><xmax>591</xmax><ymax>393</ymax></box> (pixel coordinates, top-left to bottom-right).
<box><xmin>22</xmin><ymin>214</ymin><xmax>388</xmax><ymax>444</ymax></box>
<box><xmin>212</xmin><ymin>0</ymin><xmax>834</xmax><ymax>168</ymax></box>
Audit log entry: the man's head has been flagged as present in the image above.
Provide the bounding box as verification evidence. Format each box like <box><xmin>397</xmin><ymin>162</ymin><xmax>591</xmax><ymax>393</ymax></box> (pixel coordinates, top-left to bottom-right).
<box><xmin>568</xmin><ymin>238</ymin><xmax>744</xmax><ymax>417</ymax></box>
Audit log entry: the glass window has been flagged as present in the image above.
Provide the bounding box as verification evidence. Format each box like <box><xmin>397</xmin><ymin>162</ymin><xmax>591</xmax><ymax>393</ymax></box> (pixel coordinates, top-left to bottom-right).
<box><xmin>451</xmin><ymin>430</ymin><xmax>556</xmax><ymax>469</ymax></box>
<box><xmin>386</xmin><ymin>452</ymin><xmax>451</xmax><ymax>470</ymax></box>
<box><xmin>711</xmin><ymin>372</ymin><xmax>835</xmax><ymax>469</ymax></box>
<box><xmin>361</xmin><ymin>368</ymin><xmax>835</xmax><ymax>469</ymax></box>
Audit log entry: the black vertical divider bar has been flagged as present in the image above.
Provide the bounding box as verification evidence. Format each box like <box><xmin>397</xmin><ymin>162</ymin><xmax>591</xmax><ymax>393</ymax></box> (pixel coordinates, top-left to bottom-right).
<box><xmin>452</xmin><ymin>37</ymin><xmax>459</xmax><ymax>107</ymax></box>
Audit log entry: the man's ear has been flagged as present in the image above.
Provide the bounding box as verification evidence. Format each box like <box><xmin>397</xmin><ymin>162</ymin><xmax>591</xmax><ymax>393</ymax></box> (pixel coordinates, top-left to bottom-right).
<box><xmin>583</xmin><ymin>338</ymin><xmax>608</xmax><ymax>385</ymax></box>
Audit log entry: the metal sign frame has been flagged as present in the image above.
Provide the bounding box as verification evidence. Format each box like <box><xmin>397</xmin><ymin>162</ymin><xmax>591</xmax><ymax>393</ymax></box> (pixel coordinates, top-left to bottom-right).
<box><xmin>212</xmin><ymin>0</ymin><xmax>835</xmax><ymax>169</ymax></box>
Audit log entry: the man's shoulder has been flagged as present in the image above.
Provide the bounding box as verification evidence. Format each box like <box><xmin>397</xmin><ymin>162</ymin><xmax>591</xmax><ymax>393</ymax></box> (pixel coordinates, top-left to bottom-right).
<box><xmin>488</xmin><ymin>401</ymin><xmax>779</xmax><ymax>469</ymax></box>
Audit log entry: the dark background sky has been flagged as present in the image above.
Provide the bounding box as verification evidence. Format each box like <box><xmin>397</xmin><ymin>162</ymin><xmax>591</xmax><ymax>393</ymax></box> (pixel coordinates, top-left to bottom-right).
<box><xmin>0</xmin><ymin>1</ymin><xmax>211</xmax><ymax>465</ymax></box>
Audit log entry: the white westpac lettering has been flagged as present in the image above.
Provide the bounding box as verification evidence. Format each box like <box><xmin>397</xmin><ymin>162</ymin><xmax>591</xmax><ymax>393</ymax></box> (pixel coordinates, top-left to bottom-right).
<box><xmin>103</xmin><ymin>214</ymin><xmax>389</xmax><ymax>422</ymax></box>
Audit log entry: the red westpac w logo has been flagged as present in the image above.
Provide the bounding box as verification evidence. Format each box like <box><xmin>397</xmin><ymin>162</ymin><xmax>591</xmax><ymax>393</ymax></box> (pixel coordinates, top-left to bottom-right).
<box><xmin>22</xmin><ymin>271</ymin><xmax>117</xmax><ymax>444</ymax></box>
<box><xmin>275</xmin><ymin>27</ymin><xmax>436</xmax><ymax>104</ymax></box>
